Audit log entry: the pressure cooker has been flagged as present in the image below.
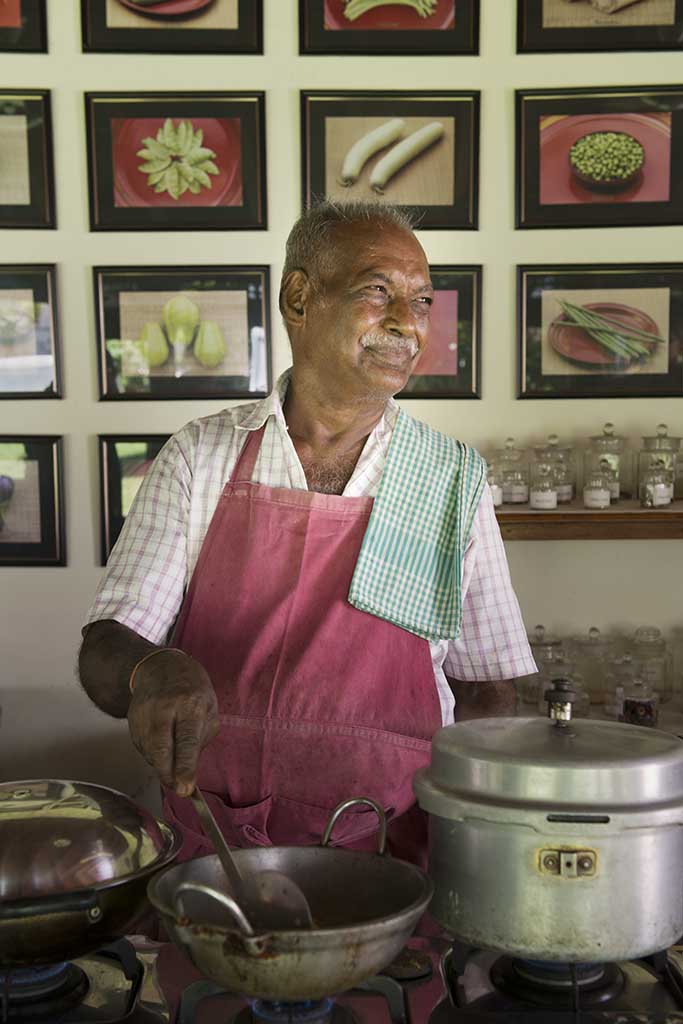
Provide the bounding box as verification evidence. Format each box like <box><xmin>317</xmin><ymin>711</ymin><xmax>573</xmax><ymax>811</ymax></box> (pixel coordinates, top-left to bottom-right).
<box><xmin>414</xmin><ymin>679</ymin><xmax>683</xmax><ymax>962</ymax></box>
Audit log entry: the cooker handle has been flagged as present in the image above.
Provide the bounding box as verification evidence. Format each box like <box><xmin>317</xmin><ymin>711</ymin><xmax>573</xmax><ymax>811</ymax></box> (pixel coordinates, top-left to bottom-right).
<box><xmin>321</xmin><ymin>797</ymin><xmax>387</xmax><ymax>855</ymax></box>
<box><xmin>173</xmin><ymin>881</ymin><xmax>255</xmax><ymax>936</ymax></box>
<box><xmin>0</xmin><ymin>889</ymin><xmax>102</xmax><ymax>922</ymax></box>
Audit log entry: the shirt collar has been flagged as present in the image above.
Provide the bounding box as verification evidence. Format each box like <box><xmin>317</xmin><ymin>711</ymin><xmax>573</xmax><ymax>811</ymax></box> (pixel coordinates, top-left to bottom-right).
<box><xmin>236</xmin><ymin>367</ymin><xmax>400</xmax><ymax>443</ymax></box>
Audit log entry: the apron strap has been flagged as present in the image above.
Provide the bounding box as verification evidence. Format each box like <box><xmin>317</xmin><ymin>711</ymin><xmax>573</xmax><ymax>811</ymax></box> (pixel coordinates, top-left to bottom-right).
<box><xmin>231</xmin><ymin>424</ymin><xmax>267</xmax><ymax>485</ymax></box>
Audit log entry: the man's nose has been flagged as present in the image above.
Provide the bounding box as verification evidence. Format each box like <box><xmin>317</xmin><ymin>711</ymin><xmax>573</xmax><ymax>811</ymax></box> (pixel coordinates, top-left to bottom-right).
<box><xmin>383</xmin><ymin>295</ymin><xmax>416</xmax><ymax>337</ymax></box>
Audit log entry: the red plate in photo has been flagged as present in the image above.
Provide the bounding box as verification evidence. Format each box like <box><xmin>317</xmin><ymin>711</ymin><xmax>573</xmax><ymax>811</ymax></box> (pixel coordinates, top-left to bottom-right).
<box><xmin>0</xmin><ymin>0</ymin><xmax>22</xmax><ymax>28</ymax></box>
<box><xmin>112</xmin><ymin>117</ymin><xmax>242</xmax><ymax>208</ymax></box>
<box><xmin>116</xmin><ymin>0</ymin><xmax>216</xmax><ymax>18</ymax></box>
<box><xmin>324</xmin><ymin>0</ymin><xmax>455</xmax><ymax>31</ymax></box>
<box><xmin>539</xmin><ymin>113</ymin><xmax>672</xmax><ymax>206</ymax></box>
<box><xmin>548</xmin><ymin>302</ymin><xmax>661</xmax><ymax>367</ymax></box>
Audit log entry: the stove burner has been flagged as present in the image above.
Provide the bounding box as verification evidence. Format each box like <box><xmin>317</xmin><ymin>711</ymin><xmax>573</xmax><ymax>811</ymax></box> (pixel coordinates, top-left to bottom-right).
<box><xmin>490</xmin><ymin>956</ymin><xmax>625</xmax><ymax>1009</ymax></box>
<box><xmin>249</xmin><ymin>1000</ymin><xmax>334</xmax><ymax>1023</ymax></box>
<box><xmin>0</xmin><ymin>962</ymin><xmax>89</xmax><ymax>1020</ymax></box>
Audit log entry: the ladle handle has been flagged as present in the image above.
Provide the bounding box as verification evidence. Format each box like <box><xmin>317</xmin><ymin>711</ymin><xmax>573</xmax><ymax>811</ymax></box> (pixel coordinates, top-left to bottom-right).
<box><xmin>321</xmin><ymin>797</ymin><xmax>387</xmax><ymax>855</ymax></box>
<box><xmin>174</xmin><ymin>881</ymin><xmax>255</xmax><ymax>937</ymax></box>
<box><xmin>190</xmin><ymin>788</ymin><xmax>244</xmax><ymax>895</ymax></box>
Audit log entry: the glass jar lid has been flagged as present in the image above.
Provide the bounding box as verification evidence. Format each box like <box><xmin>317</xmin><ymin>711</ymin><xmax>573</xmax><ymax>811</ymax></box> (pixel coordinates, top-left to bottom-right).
<box><xmin>641</xmin><ymin>423</ymin><xmax>682</xmax><ymax>452</ymax></box>
<box><xmin>632</xmin><ymin>626</ymin><xmax>666</xmax><ymax>651</ymax></box>
<box><xmin>494</xmin><ymin>437</ymin><xmax>526</xmax><ymax>463</ymax></box>
<box><xmin>527</xmin><ymin>624</ymin><xmax>562</xmax><ymax>651</ymax></box>
<box><xmin>589</xmin><ymin>422</ymin><xmax>626</xmax><ymax>453</ymax></box>
<box><xmin>532</xmin><ymin>433</ymin><xmax>573</xmax><ymax>461</ymax></box>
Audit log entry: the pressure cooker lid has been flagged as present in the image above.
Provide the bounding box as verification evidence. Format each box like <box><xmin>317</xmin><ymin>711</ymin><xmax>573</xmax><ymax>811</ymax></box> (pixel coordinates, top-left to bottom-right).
<box><xmin>0</xmin><ymin>780</ymin><xmax>179</xmax><ymax>901</ymax></box>
<box><xmin>415</xmin><ymin>717</ymin><xmax>683</xmax><ymax>812</ymax></box>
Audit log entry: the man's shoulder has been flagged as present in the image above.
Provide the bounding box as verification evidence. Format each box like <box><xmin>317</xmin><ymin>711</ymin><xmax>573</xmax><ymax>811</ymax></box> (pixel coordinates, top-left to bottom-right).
<box><xmin>170</xmin><ymin>399</ymin><xmax>265</xmax><ymax>451</ymax></box>
<box><xmin>397</xmin><ymin>409</ymin><xmax>486</xmax><ymax>469</ymax></box>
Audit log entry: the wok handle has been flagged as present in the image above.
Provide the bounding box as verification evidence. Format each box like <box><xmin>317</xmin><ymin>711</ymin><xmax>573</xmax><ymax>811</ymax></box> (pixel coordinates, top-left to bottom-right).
<box><xmin>0</xmin><ymin>889</ymin><xmax>101</xmax><ymax>922</ymax></box>
<box><xmin>173</xmin><ymin>881</ymin><xmax>255</xmax><ymax>937</ymax></box>
<box><xmin>321</xmin><ymin>797</ymin><xmax>387</xmax><ymax>855</ymax></box>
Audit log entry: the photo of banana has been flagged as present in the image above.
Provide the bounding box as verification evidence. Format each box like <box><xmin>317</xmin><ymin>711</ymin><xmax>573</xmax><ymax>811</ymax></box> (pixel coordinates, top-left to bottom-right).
<box><xmin>326</xmin><ymin>115</ymin><xmax>454</xmax><ymax>206</ymax></box>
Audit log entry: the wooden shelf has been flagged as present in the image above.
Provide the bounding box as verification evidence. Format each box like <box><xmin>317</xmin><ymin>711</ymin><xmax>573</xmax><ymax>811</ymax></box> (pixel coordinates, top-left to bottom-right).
<box><xmin>496</xmin><ymin>499</ymin><xmax>683</xmax><ymax>541</ymax></box>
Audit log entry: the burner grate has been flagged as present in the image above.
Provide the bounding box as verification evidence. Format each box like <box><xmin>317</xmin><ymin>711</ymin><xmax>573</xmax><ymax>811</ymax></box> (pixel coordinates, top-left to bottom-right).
<box><xmin>0</xmin><ymin>962</ymin><xmax>88</xmax><ymax>1021</ymax></box>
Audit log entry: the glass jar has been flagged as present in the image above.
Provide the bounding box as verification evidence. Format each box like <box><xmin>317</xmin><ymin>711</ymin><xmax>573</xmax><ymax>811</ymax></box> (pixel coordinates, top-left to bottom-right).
<box><xmin>583</xmin><ymin>466</ymin><xmax>611</xmax><ymax>509</ymax></box>
<box><xmin>604</xmin><ymin>653</ymin><xmax>637</xmax><ymax>718</ymax></box>
<box><xmin>532</xmin><ymin>434</ymin><xmax>574</xmax><ymax>504</ymax></box>
<box><xmin>639</xmin><ymin>458</ymin><xmax>673</xmax><ymax>508</ymax></box>
<box><xmin>517</xmin><ymin>625</ymin><xmax>563</xmax><ymax>706</ymax></box>
<box><xmin>494</xmin><ymin>438</ymin><xmax>529</xmax><ymax>505</ymax></box>
<box><xmin>628</xmin><ymin>626</ymin><xmax>673</xmax><ymax>703</ymax></box>
<box><xmin>536</xmin><ymin>655</ymin><xmax>591</xmax><ymax>718</ymax></box>
<box><xmin>568</xmin><ymin>626</ymin><xmax>620</xmax><ymax>704</ymax></box>
<box><xmin>529</xmin><ymin>462</ymin><xmax>557</xmax><ymax>510</ymax></box>
<box><xmin>487</xmin><ymin>464</ymin><xmax>503</xmax><ymax>508</ymax></box>
<box><xmin>585</xmin><ymin>422</ymin><xmax>632</xmax><ymax>500</ymax></box>
<box><xmin>619</xmin><ymin>677</ymin><xmax>659</xmax><ymax>728</ymax></box>
<box><xmin>638</xmin><ymin>424</ymin><xmax>681</xmax><ymax>500</ymax></box>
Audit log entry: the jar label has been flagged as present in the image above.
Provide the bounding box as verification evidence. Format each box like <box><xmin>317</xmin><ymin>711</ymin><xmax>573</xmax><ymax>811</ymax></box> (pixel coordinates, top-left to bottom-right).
<box><xmin>503</xmin><ymin>484</ymin><xmax>529</xmax><ymax>503</ymax></box>
<box><xmin>489</xmin><ymin>484</ymin><xmax>503</xmax><ymax>507</ymax></box>
<box><xmin>530</xmin><ymin>490</ymin><xmax>558</xmax><ymax>510</ymax></box>
<box><xmin>583</xmin><ymin>487</ymin><xmax>610</xmax><ymax>509</ymax></box>
<box><xmin>556</xmin><ymin>484</ymin><xmax>573</xmax><ymax>502</ymax></box>
<box><xmin>653</xmin><ymin>483</ymin><xmax>672</xmax><ymax>507</ymax></box>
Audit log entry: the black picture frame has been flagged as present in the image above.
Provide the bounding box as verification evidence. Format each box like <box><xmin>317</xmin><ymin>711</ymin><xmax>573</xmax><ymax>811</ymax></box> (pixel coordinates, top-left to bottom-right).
<box><xmin>518</xmin><ymin>263</ymin><xmax>683</xmax><ymax>399</ymax></box>
<box><xmin>399</xmin><ymin>264</ymin><xmax>481</xmax><ymax>399</ymax></box>
<box><xmin>299</xmin><ymin>0</ymin><xmax>478</xmax><ymax>55</ymax></box>
<box><xmin>518</xmin><ymin>0</ymin><xmax>683</xmax><ymax>53</ymax></box>
<box><xmin>94</xmin><ymin>264</ymin><xmax>272</xmax><ymax>400</ymax></box>
<box><xmin>516</xmin><ymin>86</ymin><xmax>683</xmax><ymax>230</ymax></box>
<box><xmin>302</xmin><ymin>90</ymin><xmax>479</xmax><ymax>230</ymax></box>
<box><xmin>81</xmin><ymin>0</ymin><xmax>262</xmax><ymax>55</ymax></box>
<box><xmin>0</xmin><ymin>0</ymin><xmax>47</xmax><ymax>53</ymax></box>
<box><xmin>0</xmin><ymin>264</ymin><xmax>61</xmax><ymax>399</ymax></box>
<box><xmin>86</xmin><ymin>92</ymin><xmax>267</xmax><ymax>231</ymax></box>
<box><xmin>0</xmin><ymin>435</ymin><xmax>64</xmax><ymax>566</ymax></box>
<box><xmin>0</xmin><ymin>90</ymin><xmax>55</xmax><ymax>229</ymax></box>
<box><xmin>98</xmin><ymin>434</ymin><xmax>169</xmax><ymax>564</ymax></box>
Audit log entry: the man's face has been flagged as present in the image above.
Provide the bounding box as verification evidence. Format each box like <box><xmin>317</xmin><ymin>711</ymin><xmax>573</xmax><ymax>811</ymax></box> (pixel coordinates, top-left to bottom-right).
<box><xmin>295</xmin><ymin>221</ymin><xmax>433</xmax><ymax>402</ymax></box>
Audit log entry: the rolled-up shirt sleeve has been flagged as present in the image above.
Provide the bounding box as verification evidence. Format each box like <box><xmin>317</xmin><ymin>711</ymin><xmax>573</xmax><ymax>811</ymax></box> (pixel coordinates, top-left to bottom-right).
<box><xmin>84</xmin><ymin>429</ymin><xmax>195</xmax><ymax>645</ymax></box>
<box><xmin>444</xmin><ymin>485</ymin><xmax>537</xmax><ymax>682</ymax></box>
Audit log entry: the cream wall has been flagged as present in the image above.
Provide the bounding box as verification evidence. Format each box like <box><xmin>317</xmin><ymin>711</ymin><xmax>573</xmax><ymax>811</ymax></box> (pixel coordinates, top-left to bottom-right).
<box><xmin>1</xmin><ymin>0</ymin><xmax>683</xmax><ymax>795</ymax></box>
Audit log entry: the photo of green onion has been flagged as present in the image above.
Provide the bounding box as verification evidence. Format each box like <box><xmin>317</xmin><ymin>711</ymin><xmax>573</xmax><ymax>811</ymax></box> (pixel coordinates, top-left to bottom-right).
<box><xmin>555</xmin><ymin>299</ymin><xmax>665</xmax><ymax>364</ymax></box>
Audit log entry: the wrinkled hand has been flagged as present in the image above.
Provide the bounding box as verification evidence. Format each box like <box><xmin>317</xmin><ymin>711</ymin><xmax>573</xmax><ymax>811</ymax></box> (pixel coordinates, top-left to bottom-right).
<box><xmin>127</xmin><ymin>650</ymin><xmax>220</xmax><ymax>796</ymax></box>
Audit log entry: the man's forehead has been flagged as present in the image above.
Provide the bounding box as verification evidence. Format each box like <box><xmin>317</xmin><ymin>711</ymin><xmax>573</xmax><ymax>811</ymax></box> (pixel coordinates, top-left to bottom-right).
<box><xmin>328</xmin><ymin>220</ymin><xmax>429</xmax><ymax>279</ymax></box>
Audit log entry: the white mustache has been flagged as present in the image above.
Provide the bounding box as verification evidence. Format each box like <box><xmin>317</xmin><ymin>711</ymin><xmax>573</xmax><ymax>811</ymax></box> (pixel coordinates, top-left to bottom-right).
<box><xmin>360</xmin><ymin>330</ymin><xmax>418</xmax><ymax>359</ymax></box>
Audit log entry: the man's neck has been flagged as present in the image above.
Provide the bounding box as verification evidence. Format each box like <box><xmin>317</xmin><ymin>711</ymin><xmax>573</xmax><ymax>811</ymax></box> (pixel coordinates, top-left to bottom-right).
<box><xmin>283</xmin><ymin>368</ymin><xmax>389</xmax><ymax>452</ymax></box>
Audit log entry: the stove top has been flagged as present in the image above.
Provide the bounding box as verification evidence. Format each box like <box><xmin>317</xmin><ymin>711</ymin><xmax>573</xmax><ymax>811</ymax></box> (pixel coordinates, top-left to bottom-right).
<box><xmin>3</xmin><ymin>936</ymin><xmax>683</xmax><ymax>1023</ymax></box>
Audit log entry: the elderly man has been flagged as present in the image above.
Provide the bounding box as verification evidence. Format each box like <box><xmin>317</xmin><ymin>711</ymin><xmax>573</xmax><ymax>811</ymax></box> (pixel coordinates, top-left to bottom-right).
<box><xmin>79</xmin><ymin>200</ymin><xmax>535</xmax><ymax>865</ymax></box>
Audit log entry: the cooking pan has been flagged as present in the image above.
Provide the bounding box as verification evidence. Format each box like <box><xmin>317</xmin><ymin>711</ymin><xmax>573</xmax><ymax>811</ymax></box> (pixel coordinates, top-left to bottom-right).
<box><xmin>147</xmin><ymin>798</ymin><xmax>433</xmax><ymax>1001</ymax></box>
<box><xmin>0</xmin><ymin>780</ymin><xmax>181</xmax><ymax>966</ymax></box>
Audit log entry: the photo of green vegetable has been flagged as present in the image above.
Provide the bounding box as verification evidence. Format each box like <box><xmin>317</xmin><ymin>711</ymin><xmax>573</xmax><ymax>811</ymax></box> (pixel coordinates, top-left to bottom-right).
<box><xmin>342</xmin><ymin>0</ymin><xmax>438</xmax><ymax>19</ymax></box>
<box><xmin>99</xmin><ymin>435</ymin><xmax>170</xmax><ymax>564</ymax></box>
<box><xmin>136</xmin><ymin>118</ymin><xmax>220</xmax><ymax>201</ymax></box>
<box><xmin>0</xmin><ymin>266</ymin><xmax>60</xmax><ymax>399</ymax></box>
<box><xmin>0</xmin><ymin>445</ymin><xmax>41</xmax><ymax>545</ymax></box>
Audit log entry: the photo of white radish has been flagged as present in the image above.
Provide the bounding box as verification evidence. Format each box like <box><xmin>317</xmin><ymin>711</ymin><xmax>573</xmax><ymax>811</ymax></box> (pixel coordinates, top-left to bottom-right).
<box><xmin>338</xmin><ymin>117</ymin><xmax>406</xmax><ymax>186</ymax></box>
<box><xmin>369</xmin><ymin>121</ymin><xmax>445</xmax><ymax>193</ymax></box>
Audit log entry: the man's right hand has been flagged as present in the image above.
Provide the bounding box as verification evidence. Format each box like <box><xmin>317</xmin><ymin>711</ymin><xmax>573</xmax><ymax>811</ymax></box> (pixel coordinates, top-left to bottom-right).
<box><xmin>127</xmin><ymin>649</ymin><xmax>220</xmax><ymax>797</ymax></box>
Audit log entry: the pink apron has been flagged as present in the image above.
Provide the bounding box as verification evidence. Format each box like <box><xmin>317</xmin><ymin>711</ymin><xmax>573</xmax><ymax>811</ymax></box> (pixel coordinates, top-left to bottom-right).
<box><xmin>162</xmin><ymin>424</ymin><xmax>442</xmax><ymax>866</ymax></box>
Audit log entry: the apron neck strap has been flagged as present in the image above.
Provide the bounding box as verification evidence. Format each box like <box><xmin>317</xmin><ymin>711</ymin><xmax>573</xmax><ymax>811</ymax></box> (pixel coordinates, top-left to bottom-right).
<box><xmin>232</xmin><ymin>424</ymin><xmax>267</xmax><ymax>484</ymax></box>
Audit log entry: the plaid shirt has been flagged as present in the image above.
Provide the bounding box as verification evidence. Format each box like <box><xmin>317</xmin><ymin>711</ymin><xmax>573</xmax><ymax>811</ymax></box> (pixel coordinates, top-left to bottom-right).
<box><xmin>86</xmin><ymin>372</ymin><xmax>536</xmax><ymax>724</ymax></box>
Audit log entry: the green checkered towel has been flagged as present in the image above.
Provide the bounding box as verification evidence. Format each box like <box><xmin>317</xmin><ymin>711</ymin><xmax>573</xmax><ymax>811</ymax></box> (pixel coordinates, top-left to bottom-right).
<box><xmin>348</xmin><ymin>409</ymin><xmax>486</xmax><ymax>642</ymax></box>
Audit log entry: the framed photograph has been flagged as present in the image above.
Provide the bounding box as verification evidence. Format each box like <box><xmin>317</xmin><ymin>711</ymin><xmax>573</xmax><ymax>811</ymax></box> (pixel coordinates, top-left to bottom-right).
<box><xmin>518</xmin><ymin>263</ymin><xmax>683</xmax><ymax>399</ymax></box>
<box><xmin>517</xmin><ymin>86</ymin><xmax>683</xmax><ymax>229</ymax></box>
<box><xmin>0</xmin><ymin>90</ymin><xmax>55</xmax><ymax>229</ymax></box>
<box><xmin>0</xmin><ymin>0</ymin><xmax>47</xmax><ymax>52</ymax></box>
<box><xmin>86</xmin><ymin>92</ymin><xmax>266</xmax><ymax>231</ymax></box>
<box><xmin>81</xmin><ymin>0</ymin><xmax>262</xmax><ymax>55</ymax></box>
<box><xmin>299</xmin><ymin>0</ymin><xmax>478</xmax><ymax>55</ymax></box>
<box><xmin>94</xmin><ymin>265</ymin><xmax>271</xmax><ymax>400</ymax></box>
<box><xmin>99</xmin><ymin>434</ymin><xmax>169</xmax><ymax>563</ymax></box>
<box><xmin>302</xmin><ymin>91</ymin><xmax>479</xmax><ymax>230</ymax></box>
<box><xmin>0</xmin><ymin>265</ymin><xmax>61</xmax><ymax>399</ymax></box>
<box><xmin>400</xmin><ymin>265</ymin><xmax>481</xmax><ymax>398</ymax></box>
<box><xmin>0</xmin><ymin>435</ymin><xmax>64</xmax><ymax>566</ymax></box>
<box><xmin>518</xmin><ymin>0</ymin><xmax>683</xmax><ymax>53</ymax></box>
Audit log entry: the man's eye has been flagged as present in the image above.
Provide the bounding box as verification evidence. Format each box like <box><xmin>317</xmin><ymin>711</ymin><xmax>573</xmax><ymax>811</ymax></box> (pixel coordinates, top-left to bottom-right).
<box><xmin>416</xmin><ymin>296</ymin><xmax>433</xmax><ymax>306</ymax></box>
<box><xmin>368</xmin><ymin>285</ymin><xmax>387</xmax><ymax>295</ymax></box>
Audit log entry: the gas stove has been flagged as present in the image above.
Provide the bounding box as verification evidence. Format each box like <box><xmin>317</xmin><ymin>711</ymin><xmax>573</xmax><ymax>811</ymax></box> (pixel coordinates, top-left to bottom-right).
<box><xmin>3</xmin><ymin>936</ymin><xmax>683</xmax><ymax>1023</ymax></box>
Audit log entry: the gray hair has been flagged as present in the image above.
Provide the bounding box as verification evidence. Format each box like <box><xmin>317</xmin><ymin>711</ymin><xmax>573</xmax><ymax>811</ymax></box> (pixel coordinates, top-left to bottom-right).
<box><xmin>282</xmin><ymin>199</ymin><xmax>419</xmax><ymax>288</ymax></box>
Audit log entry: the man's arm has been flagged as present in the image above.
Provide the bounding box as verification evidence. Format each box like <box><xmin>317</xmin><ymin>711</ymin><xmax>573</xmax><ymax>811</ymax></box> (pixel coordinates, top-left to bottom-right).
<box><xmin>447</xmin><ymin>677</ymin><xmax>516</xmax><ymax>721</ymax></box>
<box><xmin>79</xmin><ymin>619</ymin><xmax>155</xmax><ymax>718</ymax></box>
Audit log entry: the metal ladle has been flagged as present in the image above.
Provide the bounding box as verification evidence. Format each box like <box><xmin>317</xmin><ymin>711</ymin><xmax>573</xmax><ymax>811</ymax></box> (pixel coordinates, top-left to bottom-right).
<box><xmin>190</xmin><ymin>787</ymin><xmax>314</xmax><ymax>931</ymax></box>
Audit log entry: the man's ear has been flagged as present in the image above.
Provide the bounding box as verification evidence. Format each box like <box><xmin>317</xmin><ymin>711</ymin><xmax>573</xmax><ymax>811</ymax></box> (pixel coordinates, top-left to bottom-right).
<box><xmin>279</xmin><ymin>270</ymin><xmax>312</xmax><ymax>328</ymax></box>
